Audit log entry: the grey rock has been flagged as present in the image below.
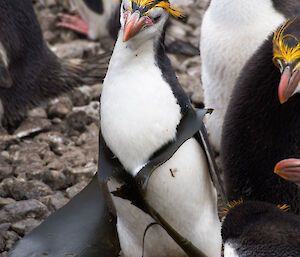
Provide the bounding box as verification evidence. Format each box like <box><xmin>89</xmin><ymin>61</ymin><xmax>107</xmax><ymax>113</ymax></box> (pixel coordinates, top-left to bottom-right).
<box><xmin>13</xmin><ymin>118</ymin><xmax>51</xmax><ymax>139</ymax></box>
<box><xmin>0</xmin><ymin>178</ymin><xmax>53</xmax><ymax>200</ymax></box>
<box><xmin>0</xmin><ymin>223</ymin><xmax>10</xmax><ymax>232</ymax></box>
<box><xmin>50</xmin><ymin>40</ymin><xmax>101</xmax><ymax>59</ymax></box>
<box><xmin>0</xmin><ymin>234</ymin><xmax>5</xmax><ymax>252</ymax></box>
<box><xmin>39</xmin><ymin>192</ymin><xmax>69</xmax><ymax>212</ymax></box>
<box><xmin>27</xmin><ymin>107</ymin><xmax>47</xmax><ymax>119</ymax></box>
<box><xmin>0</xmin><ymin>163</ymin><xmax>12</xmax><ymax>180</ymax></box>
<box><xmin>71</xmin><ymin>86</ymin><xmax>94</xmax><ymax>107</ymax></box>
<box><xmin>42</xmin><ymin>170</ymin><xmax>68</xmax><ymax>190</ymax></box>
<box><xmin>72</xmin><ymin>101</ymin><xmax>100</xmax><ymax>121</ymax></box>
<box><xmin>66</xmin><ymin>111</ymin><xmax>93</xmax><ymax>134</ymax></box>
<box><xmin>0</xmin><ymin>200</ymin><xmax>49</xmax><ymax>223</ymax></box>
<box><xmin>3</xmin><ymin>230</ymin><xmax>20</xmax><ymax>251</ymax></box>
<box><xmin>0</xmin><ymin>197</ymin><xmax>16</xmax><ymax>208</ymax></box>
<box><xmin>61</xmin><ymin>148</ymin><xmax>87</xmax><ymax>168</ymax></box>
<box><xmin>47</xmin><ymin>96</ymin><xmax>73</xmax><ymax>119</ymax></box>
<box><xmin>11</xmin><ymin>218</ymin><xmax>41</xmax><ymax>236</ymax></box>
<box><xmin>66</xmin><ymin>181</ymin><xmax>88</xmax><ymax>199</ymax></box>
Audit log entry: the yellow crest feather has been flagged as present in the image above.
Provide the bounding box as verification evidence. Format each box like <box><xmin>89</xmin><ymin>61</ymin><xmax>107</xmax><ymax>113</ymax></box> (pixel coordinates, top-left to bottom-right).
<box><xmin>222</xmin><ymin>198</ymin><xmax>243</xmax><ymax>214</ymax></box>
<box><xmin>273</xmin><ymin>18</ymin><xmax>300</xmax><ymax>67</ymax></box>
<box><xmin>277</xmin><ymin>204</ymin><xmax>290</xmax><ymax>212</ymax></box>
<box><xmin>129</xmin><ymin>0</ymin><xmax>184</xmax><ymax>18</ymax></box>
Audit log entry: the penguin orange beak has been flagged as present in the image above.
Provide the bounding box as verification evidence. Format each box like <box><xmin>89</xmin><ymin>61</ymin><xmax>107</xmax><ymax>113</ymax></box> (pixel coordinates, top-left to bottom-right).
<box><xmin>278</xmin><ymin>66</ymin><xmax>300</xmax><ymax>104</ymax></box>
<box><xmin>274</xmin><ymin>159</ymin><xmax>300</xmax><ymax>186</ymax></box>
<box><xmin>123</xmin><ymin>11</ymin><xmax>146</xmax><ymax>42</ymax></box>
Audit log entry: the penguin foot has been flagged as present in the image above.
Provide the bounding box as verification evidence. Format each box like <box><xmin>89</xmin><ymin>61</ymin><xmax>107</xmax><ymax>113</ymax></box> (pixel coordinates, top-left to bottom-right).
<box><xmin>274</xmin><ymin>159</ymin><xmax>300</xmax><ymax>186</ymax></box>
<box><xmin>57</xmin><ymin>13</ymin><xmax>89</xmax><ymax>36</ymax></box>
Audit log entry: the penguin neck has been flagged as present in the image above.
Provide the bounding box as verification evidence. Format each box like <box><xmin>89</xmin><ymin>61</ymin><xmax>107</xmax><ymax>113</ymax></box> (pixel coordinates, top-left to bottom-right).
<box><xmin>208</xmin><ymin>0</ymin><xmax>282</xmax><ymax>25</ymax></box>
<box><xmin>101</xmin><ymin>29</ymin><xmax>183</xmax><ymax>175</ymax></box>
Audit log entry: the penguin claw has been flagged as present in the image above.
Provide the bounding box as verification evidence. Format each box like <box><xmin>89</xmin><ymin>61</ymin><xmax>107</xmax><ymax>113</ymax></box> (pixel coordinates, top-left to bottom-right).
<box><xmin>57</xmin><ymin>13</ymin><xmax>89</xmax><ymax>35</ymax></box>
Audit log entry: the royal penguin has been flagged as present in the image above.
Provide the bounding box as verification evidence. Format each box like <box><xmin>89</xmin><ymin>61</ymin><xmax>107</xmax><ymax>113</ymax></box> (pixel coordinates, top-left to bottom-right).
<box><xmin>200</xmin><ymin>0</ymin><xmax>300</xmax><ymax>152</ymax></box>
<box><xmin>100</xmin><ymin>0</ymin><xmax>221</xmax><ymax>256</ymax></box>
<box><xmin>222</xmin><ymin>200</ymin><xmax>300</xmax><ymax>257</ymax></box>
<box><xmin>275</xmin><ymin>158</ymin><xmax>300</xmax><ymax>187</ymax></box>
<box><xmin>0</xmin><ymin>0</ymin><xmax>106</xmax><ymax>128</ymax></box>
<box><xmin>221</xmin><ymin>18</ymin><xmax>300</xmax><ymax>213</ymax></box>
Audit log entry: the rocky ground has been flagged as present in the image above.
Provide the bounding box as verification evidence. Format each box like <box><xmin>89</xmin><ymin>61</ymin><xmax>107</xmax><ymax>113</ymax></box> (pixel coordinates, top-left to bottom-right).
<box><xmin>0</xmin><ymin>0</ymin><xmax>217</xmax><ymax>256</ymax></box>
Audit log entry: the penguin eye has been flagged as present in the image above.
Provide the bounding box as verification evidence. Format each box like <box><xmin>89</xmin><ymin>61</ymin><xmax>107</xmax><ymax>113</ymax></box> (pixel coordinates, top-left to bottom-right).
<box><xmin>153</xmin><ymin>15</ymin><xmax>161</xmax><ymax>22</ymax></box>
<box><xmin>148</xmin><ymin>8</ymin><xmax>164</xmax><ymax>23</ymax></box>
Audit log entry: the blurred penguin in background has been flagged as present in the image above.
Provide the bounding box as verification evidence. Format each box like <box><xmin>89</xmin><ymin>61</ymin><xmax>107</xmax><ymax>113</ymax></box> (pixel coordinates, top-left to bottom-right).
<box><xmin>221</xmin><ymin>18</ymin><xmax>300</xmax><ymax>213</ymax></box>
<box><xmin>59</xmin><ymin>0</ymin><xmax>200</xmax><ymax>56</ymax></box>
<box><xmin>58</xmin><ymin>0</ymin><xmax>121</xmax><ymax>40</ymax></box>
<box><xmin>0</xmin><ymin>0</ymin><xmax>105</xmax><ymax>129</ymax></box>
<box><xmin>200</xmin><ymin>0</ymin><xmax>300</xmax><ymax>152</ymax></box>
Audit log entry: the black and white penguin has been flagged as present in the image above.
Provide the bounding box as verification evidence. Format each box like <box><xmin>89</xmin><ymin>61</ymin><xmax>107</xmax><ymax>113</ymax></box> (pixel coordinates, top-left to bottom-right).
<box><xmin>100</xmin><ymin>0</ymin><xmax>221</xmax><ymax>256</ymax></box>
<box><xmin>221</xmin><ymin>18</ymin><xmax>300</xmax><ymax>213</ymax></box>
<box><xmin>0</xmin><ymin>0</ymin><xmax>105</xmax><ymax>128</ymax></box>
<box><xmin>275</xmin><ymin>158</ymin><xmax>300</xmax><ymax>187</ymax></box>
<box><xmin>58</xmin><ymin>0</ymin><xmax>121</xmax><ymax>40</ymax></box>
<box><xmin>222</xmin><ymin>200</ymin><xmax>300</xmax><ymax>257</ymax></box>
<box><xmin>200</xmin><ymin>0</ymin><xmax>300</xmax><ymax>152</ymax></box>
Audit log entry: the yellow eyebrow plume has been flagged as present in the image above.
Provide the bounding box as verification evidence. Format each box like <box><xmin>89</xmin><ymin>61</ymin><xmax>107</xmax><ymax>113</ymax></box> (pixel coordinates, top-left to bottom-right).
<box><xmin>273</xmin><ymin>18</ymin><xmax>300</xmax><ymax>66</ymax></box>
<box><xmin>222</xmin><ymin>198</ymin><xmax>243</xmax><ymax>214</ymax></box>
<box><xmin>129</xmin><ymin>0</ymin><xmax>184</xmax><ymax>18</ymax></box>
<box><xmin>277</xmin><ymin>204</ymin><xmax>290</xmax><ymax>212</ymax></box>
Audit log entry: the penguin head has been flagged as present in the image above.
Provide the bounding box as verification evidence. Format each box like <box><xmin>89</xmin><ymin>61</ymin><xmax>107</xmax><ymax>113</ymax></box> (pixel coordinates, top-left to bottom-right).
<box><xmin>120</xmin><ymin>0</ymin><xmax>183</xmax><ymax>43</ymax></box>
<box><xmin>273</xmin><ymin>18</ymin><xmax>300</xmax><ymax>104</ymax></box>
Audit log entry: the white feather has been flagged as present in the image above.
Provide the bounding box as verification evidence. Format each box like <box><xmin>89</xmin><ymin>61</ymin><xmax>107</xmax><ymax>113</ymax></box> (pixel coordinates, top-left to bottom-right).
<box><xmin>224</xmin><ymin>242</ymin><xmax>239</xmax><ymax>257</ymax></box>
<box><xmin>200</xmin><ymin>0</ymin><xmax>285</xmax><ymax>151</ymax></box>
<box><xmin>0</xmin><ymin>42</ymin><xmax>9</xmax><ymax>67</ymax></box>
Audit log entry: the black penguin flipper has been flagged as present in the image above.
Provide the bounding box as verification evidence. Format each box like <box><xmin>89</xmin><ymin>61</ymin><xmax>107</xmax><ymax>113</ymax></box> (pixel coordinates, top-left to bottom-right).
<box><xmin>83</xmin><ymin>0</ymin><xmax>104</xmax><ymax>14</ymax></box>
<box><xmin>8</xmin><ymin>176</ymin><xmax>121</xmax><ymax>257</ymax></box>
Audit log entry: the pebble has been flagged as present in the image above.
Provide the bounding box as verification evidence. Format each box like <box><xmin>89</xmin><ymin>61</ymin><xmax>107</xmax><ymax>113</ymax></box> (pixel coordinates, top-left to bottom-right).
<box><xmin>39</xmin><ymin>192</ymin><xmax>69</xmax><ymax>212</ymax></box>
<box><xmin>0</xmin><ymin>199</ymin><xmax>49</xmax><ymax>224</ymax></box>
<box><xmin>47</xmin><ymin>96</ymin><xmax>73</xmax><ymax>119</ymax></box>
<box><xmin>11</xmin><ymin>218</ymin><xmax>41</xmax><ymax>236</ymax></box>
<box><xmin>0</xmin><ymin>178</ymin><xmax>53</xmax><ymax>200</ymax></box>
<box><xmin>66</xmin><ymin>181</ymin><xmax>89</xmax><ymax>199</ymax></box>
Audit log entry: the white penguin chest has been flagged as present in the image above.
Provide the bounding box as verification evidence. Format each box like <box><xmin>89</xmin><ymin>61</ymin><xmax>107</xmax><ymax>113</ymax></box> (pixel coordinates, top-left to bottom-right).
<box><xmin>101</xmin><ymin>41</ymin><xmax>181</xmax><ymax>175</ymax></box>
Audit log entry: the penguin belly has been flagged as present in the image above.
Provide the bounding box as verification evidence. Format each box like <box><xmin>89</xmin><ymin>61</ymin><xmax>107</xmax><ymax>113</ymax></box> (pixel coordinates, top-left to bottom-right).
<box><xmin>108</xmin><ymin>138</ymin><xmax>221</xmax><ymax>257</ymax></box>
<box><xmin>200</xmin><ymin>0</ymin><xmax>285</xmax><ymax>151</ymax></box>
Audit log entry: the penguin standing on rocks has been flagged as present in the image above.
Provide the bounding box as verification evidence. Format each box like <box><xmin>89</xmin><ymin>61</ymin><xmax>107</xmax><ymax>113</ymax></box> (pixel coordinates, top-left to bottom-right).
<box><xmin>222</xmin><ymin>200</ymin><xmax>300</xmax><ymax>257</ymax></box>
<box><xmin>100</xmin><ymin>0</ymin><xmax>221</xmax><ymax>256</ymax></box>
<box><xmin>221</xmin><ymin>18</ymin><xmax>300</xmax><ymax>213</ymax></box>
<box><xmin>0</xmin><ymin>0</ymin><xmax>106</xmax><ymax>128</ymax></box>
<box><xmin>200</xmin><ymin>0</ymin><xmax>300</xmax><ymax>152</ymax></box>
